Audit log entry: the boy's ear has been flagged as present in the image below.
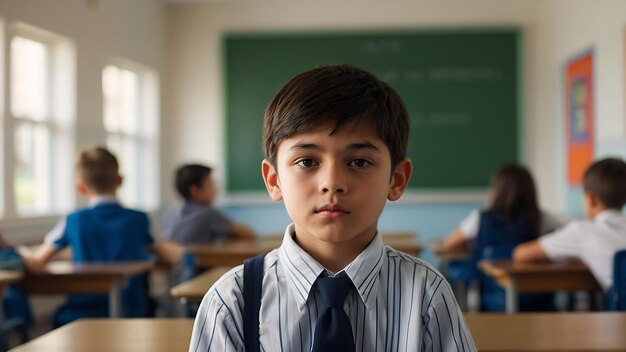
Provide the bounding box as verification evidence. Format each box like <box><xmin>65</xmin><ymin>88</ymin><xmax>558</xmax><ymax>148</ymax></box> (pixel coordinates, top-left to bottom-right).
<box><xmin>584</xmin><ymin>191</ymin><xmax>604</xmax><ymax>209</ymax></box>
<box><xmin>75</xmin><ymin>180</ymin><xmax>89</xmax><ymax>196</ymax></box>
<box><xmin>188</xmin><ymin>185</ymin><xmax>201</xmax><ymax>200</ymax></box>
<box><xmin>261</xmin><ymin>159</ymin><xmax>282</xmax><ymax>201</ymax></box>
<box><xmin>585</xmin><ymin>192</ymin><xmax>598</xmax><ymax>206</ymax></box>
<box><xmin>388</xmin><ymin>158</ymin><xmax>412</xmax><ymax>201</ymax></box>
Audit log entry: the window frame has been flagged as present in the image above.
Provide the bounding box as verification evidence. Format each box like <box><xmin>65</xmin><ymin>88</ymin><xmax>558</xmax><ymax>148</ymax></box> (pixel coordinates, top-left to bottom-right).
<box><xmin>102</xmin><ymin>59</ymin><xmax>160</xmax><ymax>211</ymax></box>
<box><xmin>2</xmin><ymin>22</ymin><xmax>75</xmax><ymax>220</ymax></box>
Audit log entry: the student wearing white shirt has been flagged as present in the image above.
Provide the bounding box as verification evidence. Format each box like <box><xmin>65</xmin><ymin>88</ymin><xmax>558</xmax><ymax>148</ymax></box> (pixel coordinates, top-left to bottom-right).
<box><xmin>189</xmin><ymin>64</ymin><xmax>476</xmax><ymax>351</ymax></box>
<box><xmin>515</xmin><ymin>158</ymin><xmax>626</xmax><ymax>292</ymax></box>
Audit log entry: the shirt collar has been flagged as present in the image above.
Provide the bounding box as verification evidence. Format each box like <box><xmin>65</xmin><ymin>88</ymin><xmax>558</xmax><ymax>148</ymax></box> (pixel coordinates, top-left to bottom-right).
<box><xmin>595</xmin><ymin>209</ymin><xmax>623</xmax><ymax>222</ymax></box>
<box><xmin>277</xmin><ymin>223</ymin><xmax>385</xmax><ymax>311</ymax></box>
<box><xmin>182</xmin><ymin>200</ymin><xmax>207</xmax><ymax>213</ymax></box>
<box><xmin>88</xmin><ymin>195</ymin><xmax>119</xmax><ymax>207</ymax></box>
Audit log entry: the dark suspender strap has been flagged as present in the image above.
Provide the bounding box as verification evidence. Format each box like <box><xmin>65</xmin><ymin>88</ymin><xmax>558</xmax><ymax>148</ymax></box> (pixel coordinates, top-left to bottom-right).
<box><xmin>243</xmin><ymin>253</ymin><xmax>265</xmax><ymax>352</ymax></box>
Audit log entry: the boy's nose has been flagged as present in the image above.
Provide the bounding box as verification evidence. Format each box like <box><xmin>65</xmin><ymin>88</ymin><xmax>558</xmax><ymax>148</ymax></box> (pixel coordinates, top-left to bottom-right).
<box><xmin>321</xmin><ymin>185</ymin><xmax>345</xmax><ymax>193</ymax></box>
<box><xmin>319</xmin><ymin>165</ymin><xmax>347</xmax><ymax>194</ymax></box>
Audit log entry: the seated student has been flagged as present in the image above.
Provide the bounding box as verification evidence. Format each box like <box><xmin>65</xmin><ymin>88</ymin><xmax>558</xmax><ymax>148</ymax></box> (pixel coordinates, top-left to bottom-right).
<box><xmin>163</xmin><ymin>164</ymin><xmax>255</xmax><ymax>244</ymax></box>
<box><xmin>19</xmin><ymin>146</ymin><xmax>181</xmax><ymax>327</ymax></box>
<box><xmin>189</xmin><ymin>64</ymin><xmax>475</xmax><ymax>351</ymax></box>
<box><xmin>438</xmin><ymin>164</ymin><xmax>564</xmax><ymax>311</ymax></box>
<box><xmin>514</xmin><ymin>157</ymin><xmax>626</xmax><ymax>296</ymax></box>
<box><xmin>0</xmin><ymin>231</ymin><xmax>32</xmax><ymax>344</ymax></box>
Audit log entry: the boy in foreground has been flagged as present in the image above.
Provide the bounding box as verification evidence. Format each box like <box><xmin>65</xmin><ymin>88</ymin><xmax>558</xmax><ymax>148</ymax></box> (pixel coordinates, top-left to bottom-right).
<box><xmin>190</xmin><ymin>64</ymin><xmax>475</xmax><ymax>351</ymax></box>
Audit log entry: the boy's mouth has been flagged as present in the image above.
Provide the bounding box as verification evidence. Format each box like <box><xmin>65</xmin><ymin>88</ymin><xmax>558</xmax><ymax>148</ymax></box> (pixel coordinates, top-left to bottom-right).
<box><xmin>315</xmin><ymin>204</ymin><xmax>351</xmax><ymax>218</ymax></box>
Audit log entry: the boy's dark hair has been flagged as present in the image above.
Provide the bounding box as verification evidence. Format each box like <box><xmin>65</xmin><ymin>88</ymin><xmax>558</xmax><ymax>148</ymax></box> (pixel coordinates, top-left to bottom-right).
<box><xmin>263</xmin><ymin>64</ymin><xmax>409</xmax><ymax>171</ymax></box>
<box><xmin>583</xmin><ymin>158</ymin><xmax>626</xmax><ymax>209</ymax></box>
<box><xmin>489</xmin><ymin>164</ymin><xmax>540</xmax><ymax>236</ymax></box>
<box><xmin>75</xmin><ymin>146</ymin><xmax>119</xmax><ymax>193</ymax></box>
<box><xmin>175</xmin><ymin>164</ymin><xmax>213</xmax><ymax>198</ymax></box>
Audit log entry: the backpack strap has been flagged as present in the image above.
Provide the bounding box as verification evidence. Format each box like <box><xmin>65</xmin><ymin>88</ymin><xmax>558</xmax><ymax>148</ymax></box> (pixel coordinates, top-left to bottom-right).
<box><xmin>243</xmin><ymin>253</ymin><xmax>265</xmax><ymax>352</ymax></box>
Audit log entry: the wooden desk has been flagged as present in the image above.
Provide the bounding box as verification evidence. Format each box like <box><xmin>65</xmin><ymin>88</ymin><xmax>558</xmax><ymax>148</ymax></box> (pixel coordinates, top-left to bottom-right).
<box><xmin>430</xmin><ymin>239</ymin><xmax>471</xmax><ymax>261</ymax></box>
<box><xmin>186</xmin><ymin>234</ymin><xmax>421</xmax><ymax>268</ymax></box>
<box><xmin>170</xmin><ymin>266</ymin><xmax>232</xmax><ymax>302</ymax></box>
<box><xmin>185</xmin><ymin>239</ymin><xmax>280</xmax><ymax>267</ymax></box>
<box><xmin>8</xmin><ymin>319</ymin><xmax>194</xmax><ymax>352</ymax></box>
<box><xmin>0</xmin><ymin>270</ymin><xmax>22</xmax><ymax>292</ymax></box>
<box><xmin>381</xmin><ymin>233</ymin><xmax>421</xmax><ymax>256</ymax></box>
<box><xmin>11</xmin><ymin>313</ymin><xmax>626</xmax><ymax>351</ymax></box>
<box><xmin>466</xmin><ymin>312</ymin><xmax>626</xmax><ymax>351</ymax></box>
<box><xmin>18</xmin><ymin>261</ymin><xmax>153</xmax><ymax>318</ymax></box>
<box><xmin>479</xmin><ymin>259</ymin><xmax>601</xmax><ymax>313</ymax></box>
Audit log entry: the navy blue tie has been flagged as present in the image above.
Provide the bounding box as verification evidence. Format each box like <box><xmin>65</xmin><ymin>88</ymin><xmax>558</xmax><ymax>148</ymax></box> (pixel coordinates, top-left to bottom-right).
<box><xmin>312</xmin><ymin>275</ymin><xmax>356</xmax><ymax>352</ymax></box>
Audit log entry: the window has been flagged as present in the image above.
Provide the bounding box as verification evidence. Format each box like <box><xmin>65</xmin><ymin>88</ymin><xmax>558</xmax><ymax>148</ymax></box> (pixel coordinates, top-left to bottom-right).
<box><xmin>9</xmin><ymin>24</ymin><xmax>74</xmax><ymax>217</ymax></box>
<box><xmin>102</xmin><ymin>62</ymin><xmax>159</xmax><ymax>210</ymax></box>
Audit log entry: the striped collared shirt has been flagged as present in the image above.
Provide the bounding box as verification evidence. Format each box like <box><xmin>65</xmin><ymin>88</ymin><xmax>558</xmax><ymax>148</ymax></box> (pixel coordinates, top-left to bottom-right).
<box><xmin>189</xmin><ymin>223</ymin><xmax>476</xmax><ymax>351</ymax></box>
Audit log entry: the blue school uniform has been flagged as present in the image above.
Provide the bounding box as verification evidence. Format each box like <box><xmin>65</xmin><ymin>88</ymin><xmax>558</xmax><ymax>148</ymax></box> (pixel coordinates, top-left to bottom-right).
<box><xmin>47</xmin><ymin>197</ymin><xmax>154</xmax><ymax>326</ymax></box>
<box><xmin>1</xmin><ymin>248</ymin><xmax>33</xmax><ymax>338</ymax></box>
<box><xmin>476</xmin><ymin>210</ymin><xmax>555</xmax><ymax>311</ymax></box>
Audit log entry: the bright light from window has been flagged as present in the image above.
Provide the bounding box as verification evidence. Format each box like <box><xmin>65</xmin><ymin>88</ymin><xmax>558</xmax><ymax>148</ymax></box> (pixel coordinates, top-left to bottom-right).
<box><xmin>9</xmin><ymin>29</ymin><xmax>75</xmax><ymax>217</ymax></box>
<box><xmin>103</xmin><ymin>63</ymin><xmax>159</xmax><ymax>210</ymax></box>
<box><xmin>13</xmin><ymin>122</ymin><xmax>51</xmax><ymax>214</ymax></box>
<box><xmin>11</xmin><ymin>37</ymin><xmax>48</xmax><ymax>121</ymax></box>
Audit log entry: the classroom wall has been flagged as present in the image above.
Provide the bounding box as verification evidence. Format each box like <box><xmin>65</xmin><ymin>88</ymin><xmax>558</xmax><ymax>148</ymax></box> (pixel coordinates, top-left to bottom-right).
<box><xmin>163</xmin><ymin>0</ymin><xmax>544</xmax><ymax>263</ymax></box>
<box><xmin>0</xmin><ymin>0</ymin><xmax>165</xmax><ymax>242</ymax></box>
<box><xmin>537</xmin><ymin>0</ymin><xmax>626</xmax><ymax>217</ymax></box>
<box><xmin>2</xmin><ymin>0</ymin><xmax>625</xmax><ymax>263</ymax></box>
<box><xmin>163</xmin><ymin>0</ymin><xmax>543</xmax><ymax>207</ymax></box>
<box><xmin>164</xmin><ymin>0</ymin><xmax>626</xmax><ymax>223</ymax></box>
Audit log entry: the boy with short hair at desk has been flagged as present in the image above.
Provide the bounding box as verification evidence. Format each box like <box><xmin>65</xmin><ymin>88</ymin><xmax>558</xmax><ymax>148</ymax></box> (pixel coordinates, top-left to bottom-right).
<box><xmin>514</xmin><ymin>158</ymin><xmax>626</xmax><ymax>293</ymax></box>
<box><xmin>19</xmin><ymin>146</ymin><xmax>181</xmax><ymax>326</ymax></box>
<box><xmin>190</xmin><ymin>64</ymin><xmax>476</xmax><ymax>351</ymax></box>
<box><xmin>163</xmin><ymin>163</ymin><xmax>255</xmax><ymax>244</ymax></box>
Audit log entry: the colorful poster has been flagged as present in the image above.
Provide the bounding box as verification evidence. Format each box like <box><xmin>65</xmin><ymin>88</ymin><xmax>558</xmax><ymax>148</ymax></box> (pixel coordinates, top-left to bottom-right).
<box><xmin>566</xmin><ymin>51</ymin><xmax>594</xmax><ymax>186</ymax></box>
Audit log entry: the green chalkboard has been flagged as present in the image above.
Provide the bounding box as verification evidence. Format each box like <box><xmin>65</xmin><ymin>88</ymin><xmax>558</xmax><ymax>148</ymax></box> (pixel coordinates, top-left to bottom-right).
<box><xmin>224</xmin><ymin>29</ymin><xmax>520</xmax><ymax>192</ymax></box>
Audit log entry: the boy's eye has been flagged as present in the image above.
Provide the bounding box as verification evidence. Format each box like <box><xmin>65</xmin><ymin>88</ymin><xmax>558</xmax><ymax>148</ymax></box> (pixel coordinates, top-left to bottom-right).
<box><xmin>296</xmin><ymin>158</ymin><xmax>318</xmax><ymax>168</ymax></box>
<box><xmin>349</xmin><ymin>158</ymin><xmax>371</xmax><ymax>168</ymax></box>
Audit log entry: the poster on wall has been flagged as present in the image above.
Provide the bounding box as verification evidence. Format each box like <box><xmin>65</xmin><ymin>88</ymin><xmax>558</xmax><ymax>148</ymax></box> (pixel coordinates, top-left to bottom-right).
<box><xmin>565</xmin><ymin>50</ymin><xmax>594</xmax><ymax>187</ymax></box>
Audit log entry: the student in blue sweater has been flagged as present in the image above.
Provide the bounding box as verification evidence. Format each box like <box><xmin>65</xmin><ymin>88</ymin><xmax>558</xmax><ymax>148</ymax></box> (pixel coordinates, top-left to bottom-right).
<box><xmin>19</xmin><ymin>146</ymin><xmax>180</xmax><ymax>326</ymax></box>
<box><xmin>438</xmin><ymin>164</ymin><xmax>563</xmax><ymax>311</ymax></box>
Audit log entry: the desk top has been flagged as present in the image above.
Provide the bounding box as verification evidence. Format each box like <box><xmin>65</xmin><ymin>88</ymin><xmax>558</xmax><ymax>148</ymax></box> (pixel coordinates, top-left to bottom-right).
<box><xmin>0</xmin><ymin>270</ymin><xmax>22</xmax><ymax>285</ymax></box>
<box><xmin>170</xmin><ymin>266</ymin><xmax>232</xmax><ymax>300</ymax></box>
<box><xmin>31</xmin><ymin>261</ymin><xmax>154</xmax><ymax>276</ymax></box>
<box><xmin>186</xmin><ymin>234</ymin><xmax>421</xmax><ymax>267</ymax></box>
<box><xmin>466</xmin><ymin>312</ymin><xmax>626</xmax><ymax>351</ymax></box>
<box><xmin>11</xmin><ymin>313</ymin><xmax>626</xmax><ymax>351</ymax></box>
<box><xmin>479</xmin><ymin>259</ymin><xmax>590</xmax><ymax>275</ymax></box>
<box><xmin>429</xmin><ymin>239</ymin><xmax>471</xmax><ymax>261</ymax></box>
<box><xmin>478</xmin><ymin>259</ymin><xmax>601</xmax><ymax>292</ymax></box>
<box><xmin>19</xmin><ymin>261</ymin><xmax>154</xmax><ymax>294</ymax></box>
<box><xmin>9</xmin><ymin>319</ymin><xmax>194</xmax><ymax>352</ymax></box>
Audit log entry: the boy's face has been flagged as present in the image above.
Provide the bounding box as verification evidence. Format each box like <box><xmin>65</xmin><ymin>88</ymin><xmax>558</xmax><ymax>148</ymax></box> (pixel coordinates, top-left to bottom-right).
<box><xmin>262</xmin><ymin>122</ymin><xmax>411</xmax><ymax>251</ymax></box>
<box><xmin>190</xmin><ymin>174</ymin><xmax>217</xmax><ymax>205</ymax></box>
